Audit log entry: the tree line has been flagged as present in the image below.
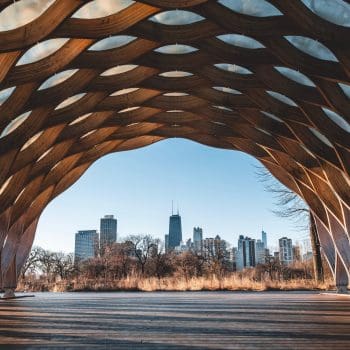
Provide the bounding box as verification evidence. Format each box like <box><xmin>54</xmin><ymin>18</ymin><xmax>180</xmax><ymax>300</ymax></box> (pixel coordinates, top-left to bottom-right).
<box><xmin>20</xmin><ymin>234</ymin><xmax>317</xmax><ymax>290</ymax></box>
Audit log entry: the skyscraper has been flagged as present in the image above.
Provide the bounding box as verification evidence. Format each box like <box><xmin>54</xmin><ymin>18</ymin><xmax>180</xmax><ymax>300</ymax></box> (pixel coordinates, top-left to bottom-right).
<box><xmin>164</xmin><ymin>234</ymin><xmax>169</xmax><ymax>252</ymax></box>
<box><xmin>168</xmin><ymin>211</ymin><xmax>182</xmax><ymax>249</ymax></box>
<box><xmin>193</xmin><ymin>227</ymin><xmax>203</xmax><ymax>252</ymax></box>
<box><xmin>202</xmin><ymin>235</ymin><xmax>228</xmax><ymax>261</ymax></box>
<box><xmin>293</xmin><ymin>245</ymin><xmax>301</xmax><ymax>262</ymax></box>
<box><xmin>262</xmin><ymin>230</ymin><xmax>267</xmax><ymax>248</ymax></box>
<box><xmin>100</xmin><ymin>215</ymin><xmax>117</xmax><ymax>250</ymax></box>
<box><xmin>236</xmin><ymin>235</ymin><xmax>256</xmax><ymax>271</ymax></box>
<box><xmin>279</xmin><ymin>237</ymin><xmax>293</xmax><ymax>265</ymax></box>
<box><xmin>74</xmin><ymin>230</ymin><xmax>99</xmax><ymax>262</ymax></box>
<box><xmin>231</xmin><ymin>247</ymin><xmax>238</xmax><ymax>271</ymax></box>
<box><xmin>255</xmin><ymin>239</ymin><xmax>266</xmax><ymax>265</ymax></box>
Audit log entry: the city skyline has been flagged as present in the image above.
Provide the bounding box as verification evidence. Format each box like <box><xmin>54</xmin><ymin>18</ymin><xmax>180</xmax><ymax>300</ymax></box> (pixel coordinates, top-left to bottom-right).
<box><xmin>72</xmin><ymin>210</ymin><xmax>303</xmax><ymax>254</ymax></box>
<box><xmin>73</xmin><ymin>210</ymin><xmax>303</xmax><ymax>268</ymax></box>
<box><xmin>34</xmin><ymin>139</ymin><xmax>308</xmax><ymax>253</ymax></box>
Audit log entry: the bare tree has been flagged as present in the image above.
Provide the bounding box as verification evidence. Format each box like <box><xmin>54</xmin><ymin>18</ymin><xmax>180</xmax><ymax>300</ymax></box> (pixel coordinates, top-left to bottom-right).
<box><xmin>52</xmin><ymin>252</ymin><xmax>75</xmax><ymax>279</ymax></box>
<box><xmin>201</xmin><ymin>236</ymin><xmax>230</xmax><ymax>278</ymax></box>
<box><xmin>37</xmin><ymin>249</ymin><xmax>58</xmax><ymax>282</ymax></box>
<box><xmin>255</xmin><ymin>166</ymin><xmax>308</xmax><ymax>223</ymax></box>
<box><xmin>20</xmin><ymin>246</ymin><xmax>43</xmax><ymax>279</ymax></box>
<box><xmin>175</xmin><ymin>251</ymin><xmax>206</xmax><ymax>280</ymax></box>
<box><xmin>126</xmin><ymin>234</ymin><xmax>157</xmax><ymax>275</ymax></box>
<box><xmin>147</xmin><ymin>239</ymin><xmax>174</xmax><ymax>279</ymax></box>
<box><xmin>255</xmin><ymin>165</ymin><xmax>324</xmax><ymax>282</ymax></box>
<box><xmin>113</xmin><ymin>242</ymin><xmax>134</xmax><ymax>278</ymax></box>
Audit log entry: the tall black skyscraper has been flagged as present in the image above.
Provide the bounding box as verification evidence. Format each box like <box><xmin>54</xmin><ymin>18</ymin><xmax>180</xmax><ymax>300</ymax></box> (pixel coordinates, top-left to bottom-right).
<box><xmin>100</xmin><ymin>215</ymin><xmax>117</xmax><ymax>250</ymax></box>
<box><xmin>168</xmin><ymin>208</ymin><xmax>182</xmax><ymax>249</ymax></box>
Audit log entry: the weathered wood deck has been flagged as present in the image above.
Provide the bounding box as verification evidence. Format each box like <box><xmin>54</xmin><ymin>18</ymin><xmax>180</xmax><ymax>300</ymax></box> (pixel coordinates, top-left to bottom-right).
<box><xmin>0</xmin><ymin>291</ymin><xmax>349</xmax><ymax>349</ymax></box>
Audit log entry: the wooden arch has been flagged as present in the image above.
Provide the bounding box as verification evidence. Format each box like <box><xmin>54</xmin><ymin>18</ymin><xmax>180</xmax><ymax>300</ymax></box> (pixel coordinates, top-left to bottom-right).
<box><xmin>0</xmin><ymin>0</ymin><xmax>349</xmax><ymax>294</ymax></box>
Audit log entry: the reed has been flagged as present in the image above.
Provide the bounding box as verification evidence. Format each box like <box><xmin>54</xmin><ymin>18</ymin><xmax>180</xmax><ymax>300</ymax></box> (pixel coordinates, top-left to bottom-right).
<box><xmin>18</xmin><ymin>273</ymin><xmax>333</xmax><ymax>293</ymax></box>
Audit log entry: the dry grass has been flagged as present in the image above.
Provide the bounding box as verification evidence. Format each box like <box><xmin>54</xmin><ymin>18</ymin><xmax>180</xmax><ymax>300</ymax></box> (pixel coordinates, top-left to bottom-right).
<box><xmin>18</xmin><ymin>274</ymin><xmax>334</xmax><ymax>293</ymax></box>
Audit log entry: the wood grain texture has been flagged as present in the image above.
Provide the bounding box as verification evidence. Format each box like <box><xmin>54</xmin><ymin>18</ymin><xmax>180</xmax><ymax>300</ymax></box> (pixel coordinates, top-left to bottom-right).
<box><xmin>1</xmin><ymin>292</ymin><xmax>350</xmax><ymax>348</ymax></box>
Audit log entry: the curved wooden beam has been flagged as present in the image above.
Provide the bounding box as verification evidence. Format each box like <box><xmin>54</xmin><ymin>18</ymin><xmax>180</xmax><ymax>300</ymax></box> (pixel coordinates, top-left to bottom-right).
<box><xmin>0</xmin><ymin>0</ymin><xmax>349</xmax><ymax>293</ymax></box>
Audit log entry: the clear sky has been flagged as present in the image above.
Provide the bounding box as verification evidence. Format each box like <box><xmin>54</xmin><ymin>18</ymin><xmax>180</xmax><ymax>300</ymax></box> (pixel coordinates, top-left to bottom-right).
<box><xmin>34</xmin><ymin>138</ymin><xmax>309</xmax><ymax>253</ymax></box>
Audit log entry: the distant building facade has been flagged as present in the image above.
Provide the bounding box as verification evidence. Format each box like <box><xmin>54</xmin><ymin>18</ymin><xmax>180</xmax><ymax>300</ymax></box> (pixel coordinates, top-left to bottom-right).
<box><xmin>168</xmin><ymin>212</ymin><xmax>182</xmax><ymax>249</ymax></box>
<box><xmin>202</xmin><ymin>235</ymin><xmax>228</xmax><ymax>262</ymax></box>
<box><xmin>303</xmin><ymin>251</ymin><xmax>313</xmax><ymax>262</ymax></box>
<box><xmin>202</xmin><ymin>237</ymin><xmax>215</xmax><ymax>258</ymax></box>
<box><xmin>231</xmin><ymin>247</ymin><xmax>238</xmax><ymax>271</ymax></box>
<box><xmin>186</xmin><ymin>238</ymin><xmax>193</xmax><ymax>250</ymax></box>
<box><xmin>255</xmin><ymin>239</ymin><xmax>266</xmax><ymax>265</ymax></box>
<box><xmin>175</xmin><ymin>241</ymin><xmax>190</xmax><ymax>253</ymax></box>
<box><xmin>100</xmin><ymin>215</ymin><xmax>117</xmax><ymax>250</ymax></box>
<box><xmin>279</xmin><ymin>237</ymin><xmax>293</xmax><ymax>265</ymax></box>
<box><xmin>293</xmin><ymin>245</ymin><xmax>301</xmax><ymax>262</ymax></box>
<box><xmin>261</xmin><ymin>230</ymin><xmax>267</xmax><ymax>248</ymax></box>
<box><xmin>74</xmin><ymin>230</ymin><xmax>99</xmax><ymax>261</ymax></box>
<box><xmin>236</xmin><ymin>235</ymin><xmax>256</xmax><ymax>270</ymax></box>
<box><xmin>193</xmin><ymin>227</ymin><xmax>203</xmax><ymax>252</ymax></box>
<box><xmin>164</xmin><ymin>234</ymin><xmax>169</xmax><ymax>252</ymax></box>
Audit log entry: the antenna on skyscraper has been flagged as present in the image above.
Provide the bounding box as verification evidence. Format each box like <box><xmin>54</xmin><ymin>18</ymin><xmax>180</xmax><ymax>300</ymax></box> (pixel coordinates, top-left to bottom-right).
<box><xmin>172</xmin><ymin>200</ymin><xmax>174</xmax><ymax>215</ymax></box>
<box><xmin>177</xmin><ymin>202</ymin><xmax>179</xmax><ymax>215</ymax></box>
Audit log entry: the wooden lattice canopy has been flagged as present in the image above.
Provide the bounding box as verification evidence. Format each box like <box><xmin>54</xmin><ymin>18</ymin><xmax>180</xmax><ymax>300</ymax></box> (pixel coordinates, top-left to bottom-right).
<box><xmin>0</xmin><ymin>0</ymin><xmax>350</xmax><ymax>291</ymax></box>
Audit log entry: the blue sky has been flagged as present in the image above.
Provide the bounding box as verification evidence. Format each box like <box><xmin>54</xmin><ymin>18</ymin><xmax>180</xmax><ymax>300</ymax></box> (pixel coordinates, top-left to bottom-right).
<box><xmin>34</xmin><ymin>138</ymin><xmax>309</xmax><ymax>253</ymax></box>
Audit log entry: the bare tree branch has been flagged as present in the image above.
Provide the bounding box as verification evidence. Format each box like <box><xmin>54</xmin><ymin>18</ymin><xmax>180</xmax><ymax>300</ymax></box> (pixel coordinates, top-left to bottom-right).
<box><xmin>254</xmin><ymin>164</ymin><xmax>309</xmax><ymax>230</ymax></box>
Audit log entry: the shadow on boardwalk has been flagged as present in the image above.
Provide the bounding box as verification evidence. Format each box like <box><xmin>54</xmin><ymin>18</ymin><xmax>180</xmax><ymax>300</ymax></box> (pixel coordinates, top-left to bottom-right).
<box><xmin>0</xmin><ymin>291</ymin><xmax>350</xmax><ymax>349</ymax></box>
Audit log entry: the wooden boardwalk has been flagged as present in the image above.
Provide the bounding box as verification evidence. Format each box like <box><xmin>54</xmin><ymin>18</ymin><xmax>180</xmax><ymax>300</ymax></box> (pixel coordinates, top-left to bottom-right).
<box><xmin>0</xmin><ymin>291</ymin><xmax>350</xmax><ymax>349</ymax></box>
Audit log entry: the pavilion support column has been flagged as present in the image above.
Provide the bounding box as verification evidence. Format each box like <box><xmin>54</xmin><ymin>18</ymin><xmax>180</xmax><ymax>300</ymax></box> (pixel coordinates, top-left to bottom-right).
<box><xmin>314</xmin><ymin>215</ymin><xmax>349</xmax><ymax>292</ymax></box>
<box><xmin>324</xmin><ymin>213</ymin><xmax>350</xmax><ymax>293</ymax></box>
<box><xmin>2</xmin><ymin>256</ymin><xmax>16</xmax><ymax>299</ymax></box>
<box><xmin>335</xmin><ymin>252</ymin><xmax>349</xmax><ymax>294</ymax></box>
<box><xmin>0</xmin><ymin>208</ymin><xmax>11</xmax><ymax>294</ymax></box>
<box><xmin>343</xmin><ymin>205</ymin><xmax>350</xmax><ymax>240</ymax></box>
<box><xmin>15</xmin><ymin>219</ymin><xmax>39</xmax><ymax>281</ymax></box>
<box><xmin>1</xmin><ymin>217</ymin><xmax>25</xmax><ymax>298</ymax></box>
<box><xmin>328</xmin><ymin>213</ymin><xmax>350</xmax><ymax>273</ymax></box>
<box><xmin>314</xmin><ymin>216</ymin><xmax>335</xmax><ymax>277</ymax></box>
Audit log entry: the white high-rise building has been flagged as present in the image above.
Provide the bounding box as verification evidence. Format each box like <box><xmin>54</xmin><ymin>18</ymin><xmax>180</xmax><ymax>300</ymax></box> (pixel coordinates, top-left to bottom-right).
<box><xmin>279</xmin><ymin>237</ymin><xmax>293</xmax><ymax>265</ymax></box>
